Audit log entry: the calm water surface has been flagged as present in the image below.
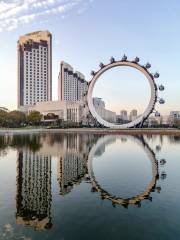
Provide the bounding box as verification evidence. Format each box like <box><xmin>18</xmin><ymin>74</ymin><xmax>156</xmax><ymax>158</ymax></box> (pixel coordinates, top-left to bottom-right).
<box><xmin>0</xmin><ymin>132</ymin><xmax>179</xmax><ymax>240</ymax></box>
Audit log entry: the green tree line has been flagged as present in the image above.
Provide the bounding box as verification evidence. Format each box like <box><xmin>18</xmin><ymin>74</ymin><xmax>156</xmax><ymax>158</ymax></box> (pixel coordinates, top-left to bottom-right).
<box><xmin>0</xmin><ymin>110</ymin><xmax>42</xmax><ymax>128</ymax></box>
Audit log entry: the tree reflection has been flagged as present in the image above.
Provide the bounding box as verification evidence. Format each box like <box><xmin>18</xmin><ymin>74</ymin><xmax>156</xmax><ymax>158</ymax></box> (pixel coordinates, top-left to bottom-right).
<box><xmin>0</xmin><ymin>134</ymin><xmax>42</xmax><ymax>152</ymax></box>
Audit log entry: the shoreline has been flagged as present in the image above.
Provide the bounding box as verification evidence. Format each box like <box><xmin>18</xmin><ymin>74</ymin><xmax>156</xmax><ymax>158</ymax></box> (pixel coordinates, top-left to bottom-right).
<box><xmin>0</xmin><ymin>128</ymin><xmax>180</xmax><ymax>135</ymax></box>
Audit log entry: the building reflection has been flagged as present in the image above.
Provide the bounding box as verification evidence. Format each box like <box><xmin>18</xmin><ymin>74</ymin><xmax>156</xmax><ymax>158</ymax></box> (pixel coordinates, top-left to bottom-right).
<box><xmin>16</xmin><ymin>150</ymin><xmax>52</xmax><ymax>230</ymax></box>
<box><xmin>57</xmin><ymin>134</ymin><xmax>100</xmax><ymax>195</ymax></box>
<box><xmin>168</xmin><ymin>135</ymin><xmax>180</xmax><ymax>143</ymax></box>
<box><xmin>0</xmin><ymin>135</ymin><xmax>9</xmax><ymax>157</ymax></box>
<box><xmin>15</xmin><ymin>133</ymin><xmax>101</xmax><ymax>230</ymax></box>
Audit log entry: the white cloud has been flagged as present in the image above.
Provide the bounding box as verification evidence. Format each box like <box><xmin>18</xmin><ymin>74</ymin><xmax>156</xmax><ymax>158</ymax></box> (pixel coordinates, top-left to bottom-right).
<box><xmin>0</xmin><ymin>0</ymin><xmax>93</xmax><ymax>32</ymax></box>
<box><xmin>0</xmin><ymin>1</ymin><xmax>17</xmax><ymax>14</ymax></box>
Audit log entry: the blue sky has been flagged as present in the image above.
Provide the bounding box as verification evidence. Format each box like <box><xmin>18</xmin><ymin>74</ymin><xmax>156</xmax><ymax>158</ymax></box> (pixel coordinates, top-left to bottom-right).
<box><xmin>0</xmin><ymin>0</ymin><xmax>179</xmax><ymax>114</ymax></box>
<box><xmin>92</xmin><ymin>66</ymin><xmax>151</xmax><ymax>114</ymax></box>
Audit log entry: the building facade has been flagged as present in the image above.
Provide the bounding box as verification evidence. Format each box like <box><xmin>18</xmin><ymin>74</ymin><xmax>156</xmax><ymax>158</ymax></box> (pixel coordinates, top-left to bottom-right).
<box><xmin>17</xmin><ymin>31</ymin><xmax>52</xmax><ymax>110</ymax></box>
<box><xmin>28</xmin><ymin>100</ymin><xmax>83</xmax><ymax>123</ymax></box>
<box><xmin>129</xmin><ymin>109</ymin><xmax>138</xmax><ymax>121</ymax></box>
<box><xmin>169</xmin><ymin>111</ymin><xmax>180</xmax><ymax>126</ymax></box>
<box><xmin>58</xmin><ymin>61</ymin><xmax>88</xmax><ymax>102</ymax></box>
<box><xmin>120</xmin><ymin>110</ymin><xmax>128</xmax><ymax>121</ymax></box>
<box><xmin>93</xmin><ymin>97</ymin><xmax>116</xmax><ymax>123</ymax></box>
<box><xmin>170</xmin><ymin>111</ymin><xmax>180</xmax><ymax>119</ymax></box>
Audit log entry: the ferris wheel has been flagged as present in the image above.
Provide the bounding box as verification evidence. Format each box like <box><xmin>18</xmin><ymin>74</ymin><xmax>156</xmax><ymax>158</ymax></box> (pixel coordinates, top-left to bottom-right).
<box><xmin>87</xmin><ymin>55</ymin><xmax>165</xmax><ymax>128</ymax></box>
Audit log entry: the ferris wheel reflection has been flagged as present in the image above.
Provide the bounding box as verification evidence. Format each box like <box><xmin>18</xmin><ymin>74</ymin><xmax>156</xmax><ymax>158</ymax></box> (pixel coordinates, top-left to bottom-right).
<box><xmin>87</xmin><ymin>135</ymin><xmax>167</xmax><ymax>208</ymax></box>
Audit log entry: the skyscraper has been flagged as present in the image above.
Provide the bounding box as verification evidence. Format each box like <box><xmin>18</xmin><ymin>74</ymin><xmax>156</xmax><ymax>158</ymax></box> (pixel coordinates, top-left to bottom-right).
<box><xmin>120</xmin><ymin>110</ymin><xmax>128</xmax><ymax>121</ymax></box>
<box><xmin>17</xmin><ymin>31</ymin><xmax>52</xmax><ymax>110</ymax></box>
<box><xmin>58</xmin><ymin>61</ymin><xmax>88</xmax><ymax>102</ymax></box>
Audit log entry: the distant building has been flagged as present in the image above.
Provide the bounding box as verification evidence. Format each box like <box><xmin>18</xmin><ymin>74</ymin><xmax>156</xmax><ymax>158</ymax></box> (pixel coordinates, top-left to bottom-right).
<box><xmin>58</xmin><ymin>61</ymin><xmax>88</xmax><ymax>102</ymax></box>
<box><xmin>169</xmin><ymin>111</ymin><xmax>180</xmax><ymax>126</ymax></box>
<box><xmin>120</xmin><ymin>110</ymin><xmax>128</xmax><ymax>121</ymax></box>
<box><xmin>147</xmin><ymin>116</ymin><xmax>160</xmax><ymax>127</ymax></box>
<box><xmin>17</xmin><ymin>31</ymin><xmax>52</xmax><ymax>110</ymax></box>
<box><xmin>162</xmin><ymin>115</ymin><xmax>171</xmax><ymax>125</ymax></box>
<box><xmin>149</xmin><ymin>112</ymin><xmax>180</xmax><ymax>127</ymax></box>
<box><xmin>147</xmin><ymin>115</ymin><xmax>171</xmax><ymax>127</ymax></box>
<box><xmin>170</xmin><ymin>111</ymin><xmax>180</xmax><ymax>119</ymax></box>
<box><xmin>93</xmin><ymin>97</ymin><xmax>116</xmax><ymax>123</ymax></box>
<box><xmin>93</xmin><ymin>97</ymin><xmax>105</xmax><ymax>109</ymax></box>
<box><xmin>129</xmin><ymin>109</ymin><xmax>138</xmax><ymax>121</ymax></box>
<box><xmin>116</xmin><ymin>115</ymin><xmax>122</xmax><ymax>124</ymax></box>
<box><xmin>116</xmin><ymin>110</ymin><xmax>129</xmax><ymax>124</ymax></box>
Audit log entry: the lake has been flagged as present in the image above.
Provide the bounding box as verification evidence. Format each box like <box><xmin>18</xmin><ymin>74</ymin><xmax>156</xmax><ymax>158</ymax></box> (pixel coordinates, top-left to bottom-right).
<box><xmin>0</xmin><ymin>132</ymin><xmax>179</xmax><ymax>240</ymax></box>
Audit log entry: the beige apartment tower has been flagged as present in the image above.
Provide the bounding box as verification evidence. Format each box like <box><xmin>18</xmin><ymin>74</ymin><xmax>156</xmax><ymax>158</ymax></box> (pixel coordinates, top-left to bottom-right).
<box><xmin>58</xmin><ymin>61</ymin><xmax>88</xmax><ymax>102</ymax></box>
<box><xmin>17</xmin><ymin>31</ymin><xmax>52</xmax><ymax>109</ymax></box>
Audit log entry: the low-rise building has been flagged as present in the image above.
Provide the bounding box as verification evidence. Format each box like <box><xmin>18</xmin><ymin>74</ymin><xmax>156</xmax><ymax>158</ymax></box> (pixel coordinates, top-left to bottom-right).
<box><xmin>28</xmin><ymin>100</ymin><xmax>83</xmax><ymax>124</ymax></box>
<box><xmin>170</xmin><ymin>111</ymin><xmax>180</xmax><ymax>119</ymax></box>
<box><xmin>161</xmin><ymin>115</ymin><xmax>171</xmax><ymax>125</ymax></box>
<box><xmin>169</xmin><ymin>111</ymin><xmax>180</xmax><ymax>126</ymax></box>
<box><xmin>147</xmin><ymin>115</ymin><xmax>171</xmax><ymax>127</ymax></box>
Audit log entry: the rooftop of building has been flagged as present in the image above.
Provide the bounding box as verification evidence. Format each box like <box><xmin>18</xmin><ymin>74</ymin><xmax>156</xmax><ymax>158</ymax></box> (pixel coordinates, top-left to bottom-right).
<box><xmin>18</xmin><ymin>30</ymin><xmax>51</xmax><ymax>44</ymax></box>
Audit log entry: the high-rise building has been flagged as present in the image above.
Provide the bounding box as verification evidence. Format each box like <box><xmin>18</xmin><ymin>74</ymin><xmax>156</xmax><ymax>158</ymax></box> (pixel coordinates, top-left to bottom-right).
<box><xmin>58</xmin><ymin>61</ymin><xmax>88</xmax><ymax>102</ymax></box>
<box><xmin>129</xmin><ymin>109</ymin><xmax>138</xmax><ymax>121</ymax></box>
<box><xmin>120</xmin><ymin>110</ymin><xmax>128</xmax><ymax>121</ymax></box>
<box><xmin>17</xmin><ymin>31</ymin><xmax>52</xmax><ymax>109</ymax></box>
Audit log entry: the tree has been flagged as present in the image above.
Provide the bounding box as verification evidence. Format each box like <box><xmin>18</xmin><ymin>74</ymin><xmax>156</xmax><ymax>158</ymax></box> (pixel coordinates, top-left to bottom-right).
<box><xmin>0</xmin><ymin>110</ymin><xmax>26</xmax><ymax>128</ymax></box>
<box><xmin>7</xmin><ymin>111</ymin><xmax>26</xmax><ymax>127</ymax></box>
<box><xmin>0</xmin><ymin>110</ymin><xmax>8</xmax><ymax>127</ymax></box>
<box><xmin>149</xmin><ymin>119</ymin><xmax>159</xmax><ymax>127</ymax></box>
<box><xmin>174</xmin><ymin>119</ymin><xmax>180</xmax><ymax>128</ymax></box>
<box><xmin>27</xmin><ymin>111</ymin><xmax>42</xmax><ymax>125</ymax></box>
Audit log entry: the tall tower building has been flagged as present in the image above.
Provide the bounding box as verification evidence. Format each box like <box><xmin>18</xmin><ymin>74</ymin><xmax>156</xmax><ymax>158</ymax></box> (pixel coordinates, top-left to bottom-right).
<box><xmin>120</xmin><ymin>110</ymin><xmax>128</xmax><ymax>121</ymax></box>
<box><xmin>129</xmin><ymin>109</ymin><xmax>138</xmax><ymax>121</ymax></box>
<box><xmin>17</xmin><ymin>31</ymin><xmax>52</xmax><ymax>109</ymax></box>
<box><xmin>58</xmin><ymin>61</ymin><xmax>88</xmax><ymax>102</ymax></box>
